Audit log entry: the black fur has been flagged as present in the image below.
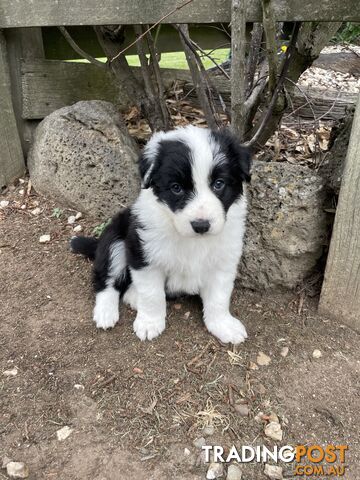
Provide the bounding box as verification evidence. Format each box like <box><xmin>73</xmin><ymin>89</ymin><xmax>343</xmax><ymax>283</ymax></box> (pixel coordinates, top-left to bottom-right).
<box><xmin>70</xmin><ymin>236</ymin><xmax>98</xmax><ymax>261</ymax></box>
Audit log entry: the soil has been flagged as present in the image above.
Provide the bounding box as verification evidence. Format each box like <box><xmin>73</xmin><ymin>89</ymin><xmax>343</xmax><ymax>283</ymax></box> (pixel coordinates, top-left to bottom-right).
<box><xmin>1</xmin><ymin>182</ymin><xmax>359</xmax><ymax>480</ymax></box>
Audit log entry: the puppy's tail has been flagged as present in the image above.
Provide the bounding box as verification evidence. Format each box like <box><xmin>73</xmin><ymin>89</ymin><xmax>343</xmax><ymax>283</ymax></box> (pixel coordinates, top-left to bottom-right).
<box><xmin>70</xmin><ymin>236</ymin><xmax>98</xmax><ymax>261</ymax></box>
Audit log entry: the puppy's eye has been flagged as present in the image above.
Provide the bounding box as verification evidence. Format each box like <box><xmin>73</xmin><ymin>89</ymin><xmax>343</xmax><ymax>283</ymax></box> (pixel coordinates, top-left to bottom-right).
<box><xmin>170</xmin><ymin>183</ymin><xmax>184</xmax><ymax>195</ymax></box>
<box><xmin>212</xmin><ymin>179</ymin><xmax>225</xmax><ymax>191</ymax></box>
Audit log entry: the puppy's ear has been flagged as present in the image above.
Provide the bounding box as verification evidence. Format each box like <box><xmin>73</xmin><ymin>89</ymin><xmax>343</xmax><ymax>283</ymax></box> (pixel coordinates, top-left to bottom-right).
<box><xmin>138</xmin><ymin>153</ymin><xmax>155</xmax><ymax>189</ymax></box>
<box><xmin>227</xmin><ymin>131</ymin><xmax>252</xmax><ymax>183</ymax></box>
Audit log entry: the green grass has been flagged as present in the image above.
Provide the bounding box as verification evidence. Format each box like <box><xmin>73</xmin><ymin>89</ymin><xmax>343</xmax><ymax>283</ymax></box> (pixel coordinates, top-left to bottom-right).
<box><xmin>69</xmin><ymin>48</ymin><xmax>230</xmax><ymax>70</ymax></box>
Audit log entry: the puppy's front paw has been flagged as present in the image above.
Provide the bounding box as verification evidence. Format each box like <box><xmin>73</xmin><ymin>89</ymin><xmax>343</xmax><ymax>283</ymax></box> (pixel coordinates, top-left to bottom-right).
<box><xmin>133</xmin><ymin>314</ymin><xmax>165</xmax><ymax>341</ymax></box>
<box><xmin>93</xmin><ymin>289</ymin><xmax>119</xmax><ymax>329</ymax></box>
<box><xmin>206</xmin><ymin>315</ymin><xmax>247</xmax><ymax>344</ymax></box>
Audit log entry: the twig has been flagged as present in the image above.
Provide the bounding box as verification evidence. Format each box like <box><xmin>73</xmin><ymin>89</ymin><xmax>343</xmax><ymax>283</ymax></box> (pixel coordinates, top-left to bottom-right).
<box><xmin>110</xmin><ymin>0</ymin><xmax>194</xmax><ymax>63</ymax></box>
<box><xmin>245</xmin><ymin>22</ymin><xmax>301</xmax><ymax>147</ymax></box>
<box><xmin>146</xmin><ymin>27</ymin><xmax>171</xmax><ymax>129</ymax></box>
<box><xmin>58</xmin><ymin>27</ymin><xmax>106</xmax><ymax>69</ymax></box>
<box><xmin>176</xmin><ymin>24</ymin><xmax>220</xmax><ymax>129</ymax></box>
<box><xmin>187</xmin><ymin>38</ymin><xmax>230</xmax><ymax>79</ymax></box>
<box><xmin>261</xmin><ymin>0</ymin><xmax>278</xmax><ymax>93</ymax></box>
<box><xmin>231</xmin><ymin>0</ymin><xmax>247</xmax><ymax>140</ymax></box>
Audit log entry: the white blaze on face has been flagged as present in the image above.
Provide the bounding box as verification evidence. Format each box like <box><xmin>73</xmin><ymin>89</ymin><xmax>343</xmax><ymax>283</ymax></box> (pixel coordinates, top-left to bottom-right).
<box><xmin>171</xmin><ymin>128</ymin><xmax>226</xmax><ymax>237</ymax></box>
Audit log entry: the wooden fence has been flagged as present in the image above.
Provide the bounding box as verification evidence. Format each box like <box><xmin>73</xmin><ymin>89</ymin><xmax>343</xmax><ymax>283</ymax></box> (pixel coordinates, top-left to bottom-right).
<box><xmin>0</xmin><ymin>1</ymin><xmax>360</xmax><ymax>327</ymax></box>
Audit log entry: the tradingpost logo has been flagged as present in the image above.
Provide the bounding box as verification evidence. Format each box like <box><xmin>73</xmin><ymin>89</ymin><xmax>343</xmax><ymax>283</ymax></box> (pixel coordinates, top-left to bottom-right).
<box><xmin>202</xmin><ymin>444</ymin><xmax>348</xmax><ymax>476</ymax></box>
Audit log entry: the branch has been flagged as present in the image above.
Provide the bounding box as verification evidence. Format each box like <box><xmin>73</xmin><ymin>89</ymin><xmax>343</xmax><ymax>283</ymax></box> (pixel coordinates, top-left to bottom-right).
<box><xmin>59</xmin><ymin>26</ymin><xmax>106</xmax><ymax>69</ymax></box>
<box><xmin>175</xmin><ymin>24</ymin><xmax>220</xmax><ymax>130</ymax></box>
<box><xmin>110</xmin><ymin>0</ymin><xmax>194</xmax><ymax>63</ymax></box>
<box><xmin>245</xmin><ymin>22</ymin><xmax>301</xmax><ymax>147</ymax></box>
<box><xmin>261</xmin><ymin>0</ymin><xmax>278</xmax><ymax>94</ymax></box>
<box><xmin>230</xmin><ymin>0</ymin><xmax>247</xmax><ymax>140</ymax></box>
<box><xmin>146</xmin><ymin>27</ymin><xmax>171</xmax><ymax>129</ymax></box>
<box><xmin>245</xmin><ymin>23</ymin><xmax>263</xmax><ymax>95</ymax></box>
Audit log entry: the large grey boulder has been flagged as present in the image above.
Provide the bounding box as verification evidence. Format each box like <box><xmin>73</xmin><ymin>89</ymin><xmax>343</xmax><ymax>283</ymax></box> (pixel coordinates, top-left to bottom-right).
<box><xmin>28</xmin><ymin>101</ymin><xmax>140</xmax><ymax>218</ymax></box>
<box><xmin>239</xmin><ymin>160</ymin><xmax>330</xmax><ymax>289</ymax></box>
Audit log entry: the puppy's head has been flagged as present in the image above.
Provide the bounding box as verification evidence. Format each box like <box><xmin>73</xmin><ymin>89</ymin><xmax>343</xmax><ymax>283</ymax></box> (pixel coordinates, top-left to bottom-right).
<box><xmin>139</xmin><ymin>126</ymin><xmax>251</xmax><ymax>237</ymax></box>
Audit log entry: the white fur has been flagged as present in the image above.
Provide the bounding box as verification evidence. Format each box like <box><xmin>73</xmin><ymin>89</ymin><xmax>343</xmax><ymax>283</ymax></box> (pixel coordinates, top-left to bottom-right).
<box><xmin>93</xmin><ymin>241</ymin><xmax>125</xmax><ymax>329</ymax></box>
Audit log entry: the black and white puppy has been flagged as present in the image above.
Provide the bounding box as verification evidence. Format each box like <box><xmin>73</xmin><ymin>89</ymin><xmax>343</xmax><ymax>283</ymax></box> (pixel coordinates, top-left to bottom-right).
<box><xmin>71</xmin><ymin>125</ymin><xmax>251</xmax><ymax>344</ymax></box>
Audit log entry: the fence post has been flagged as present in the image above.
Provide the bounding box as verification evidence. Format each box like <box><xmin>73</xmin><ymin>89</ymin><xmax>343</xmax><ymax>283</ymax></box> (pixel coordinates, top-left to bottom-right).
<box><xmin>5</xmin><ymin>28</ymin><xmax>45</xmax><ymax>154</ymax></box>
<box><xmin>0</xmin><ymin>29</ymin><xmax>24</xmax><ymax>190</ymax></box>
<box><xmin>319</xmin><ymin>93</ymin><xmax>360</xmax><ymax>330</ymax></box>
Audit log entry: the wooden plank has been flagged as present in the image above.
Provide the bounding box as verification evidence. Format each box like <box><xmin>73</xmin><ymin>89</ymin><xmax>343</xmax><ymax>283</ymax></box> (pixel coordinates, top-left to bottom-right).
<box><xmin>5</xmin><ymin>28</ymin><xmax>45</xmax><ymax>153</ymax></box>
<box><xmin>0</xmin><ymin>0</ymin><xmax>359</xmax><ymax>28</ymax></box>
<box><xmin>21</xmin><ymin>59</ymin><xmax>192</xmax><ymax>119</ymax></box>
<box><xmin>42</xmin><ymin>25</ymin><xmax>230</xmax><ymax>59</ymax></box>
<box><xmin>0</xmin><ymin>30</ymin><xmax>25</xmax><ymax>189</ymax></box>
<box><xmin>319</xmin><ymin>93</ymin><xmax>360</xmax><ymax>330</ymax></box>
<box><xmin>21</xmin><ymin>59</ymin><xmax>358</xmax><ymax>121</ymax></box>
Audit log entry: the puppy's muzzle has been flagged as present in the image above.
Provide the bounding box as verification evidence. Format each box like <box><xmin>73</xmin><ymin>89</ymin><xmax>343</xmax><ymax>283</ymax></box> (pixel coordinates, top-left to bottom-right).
<box><xmin>191</xmin><ymin>219</ymin><xmax>210</xmax><ymax>234</ymax></box>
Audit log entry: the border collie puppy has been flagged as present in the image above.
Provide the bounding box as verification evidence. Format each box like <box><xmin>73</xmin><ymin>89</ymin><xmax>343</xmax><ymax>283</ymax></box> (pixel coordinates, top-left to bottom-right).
<box><xmin>71</xmin><ymin>125</ymin><xmax>251</xmax><ymax>344</ymax></box>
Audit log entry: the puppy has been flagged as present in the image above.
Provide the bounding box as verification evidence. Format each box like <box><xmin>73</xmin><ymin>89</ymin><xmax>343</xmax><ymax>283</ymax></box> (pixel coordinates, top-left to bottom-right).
<box><xmin>71</xmin><ymin>125</ymin><xmax>251</xmax><ymax>344</ymax></box>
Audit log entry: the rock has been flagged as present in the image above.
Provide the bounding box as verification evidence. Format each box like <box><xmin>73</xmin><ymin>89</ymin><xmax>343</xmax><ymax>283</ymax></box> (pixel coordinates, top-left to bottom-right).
<box><xmin>264</xmin><ymin>464</ymin><xmax>283</xmax><ymax>479</ymax></box>
<box><xmin>239</xmin><ymin>160</ymin><xmax>330</xmax><ymax>289</ymax></box>
<box><xmin>312</xmin><ymin>349</ymin><xmax>322</xmax><ymax>358</ymax></box>
<box><xmin>203</xmin><ymin>425</ymin><xmax>215</xmax><ymax>436</ymax></box>
<box><xmin>28</xmin><ymin>101</ymin><xmax>140</xmax><ymax>218</ymax></box>
<box><xmin>73</xmin><ymin>225</ymin><xmax>83</xmax><ymax>233</ymax></box>
<box><xmin>226</xmin><ymin>464</ymin><xmax>242</xmax><ymax>480</ymax></box>
<box><xmin>264</xmin><ymin>421</ymin><xmax>283</xmax><ymax>441</ymax></box>
<box><xmin>184</xmin><ymin>448</ymin><xmax>191</xmax><ymax>456</ymax></box>
<box><xmin>31</xmin><ymin>207</ymin><xmax>41</xmax><ymax>215</ymax></box>
<box><xmin>249</xmin><ymin>361</ymin><xmax>259</xmax><ymax>370</ymax></box>
<box><xmin>206</xmin><ymin>462</ymin><xmax>224</xmax><ymax>479</ymax></box>
<box><xmin>67</xmin><ymin>215</ymin><xmax>76</xmax><ymax>224</ymax></box>
<box><xmin>280</xmin><ymin>347</ymin><xmax>289</xmax><ymax>357</ymax></box>
<box><xmin>75</xmin><ymin>212</ymin><xmax>83</xmax><ymax>220</ymax></box>
<box><xmin>56</xmin><ymin>425</ymin><xmax>73</xmax><ymax>441</ymax></box>
<box><xmin>39</xmin><ymin>234</ymin><xmax>50</xmax><ymax>243</ymax></box>
<box><xmin>0</xmin><ymin>200</ymin><xmax>9</xmax><ymax>208</ymax></box>
<box><xmin>3</xmin><ymin>367</ymin><xmax>18</xmax><ymax>377</ymax></box>
<box><xmin>256</xmin><ymin>351</ymin><xmax>271</xmax><ymax>366</ymax></box>
<box><xmin>6</xmin><ymin>461</ymin><xmax>29</xmax><ymax>479</ymax></box>
<box><xmin>193</xmin><ymin>437</ymin><xmax>206</xmax><ymax>449</ymax></box>
<box><xmin>234</xmin><ymin>403</ymin><xmax>249</xmax><ymax>417</ymax></box>
<box><xmin>268</xmin><ymin>412</ymin><xmax>279</xmax><ymax>423</ymax></box>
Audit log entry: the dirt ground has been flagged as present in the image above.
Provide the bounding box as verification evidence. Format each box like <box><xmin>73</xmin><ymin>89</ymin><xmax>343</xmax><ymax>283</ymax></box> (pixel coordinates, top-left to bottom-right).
<box><xmin>1</xmin><ymin>182</ymin><xmax>359</xmax><ymax>480</ymax></box>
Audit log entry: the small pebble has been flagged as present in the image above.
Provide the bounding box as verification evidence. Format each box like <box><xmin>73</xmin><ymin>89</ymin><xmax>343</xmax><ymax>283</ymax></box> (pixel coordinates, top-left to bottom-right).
<box><xmin>268</xmin><ymin>412</ymin><xmax>279</xmax><ymax>423</ymax></box>
<box><xmin>0</xmin><ymin>200</ymin><xmax>9</xmax><ymax>208</ymax></box>
<box><xmin>183</xmin><ymin>311</ymin><xmax>191</xmax><ymax>320</ymax></box>
<box><xmin>75</xmin><ymin>212</ymin><xmax>83</xmax><ymax>220</ymax></box>
<box><xmin>73</xmin><ymin>225</ymin><xmax>82</xmax><ymax>233</ymax></box>
<box><xmin>203</xmin><ymin>425</ymin><xmax>215</xmax><ymax>436</ymax></box>
<box><xmin>206</xmin><ymin>462</ymin><xmax>224</xmax><ymax>479</ymax></box>
<box><xmin>226</xmin><ymin>464</ymin><xmax>242</xmax><ymax>480</ymax></box>
<box><xmin>74</xmin><ymin>384</ymin><xmax>84</xmax><ymax>390</ymax></box>
<box><xmin>3</xmin><ymin>367</ymin><xmax>18</xmax><ymax>377</ymax></box>
<box><xmin>234</xmin><ymin>403</ymin><xmax>249</xmax><ymax>417</ymax></box>
<box><xmin>19</xmin><ymin>189</ymin><xmax>24</xmax><ymax>196</ymax></box>
<box><xmin>67</xmin><ymin>215</ymin><xmax>76</xmax><ymax>224</ymax></box>
<box><xmin>280</xmin><ymin>346</ymin><xmax>289</xmax><ymax>357</ymax></box>
<box><xmin>39</xmin><ymin>234</ymin><xmax>51</xmax><ymax>243</ymax></box>
<box><xmin>31</xmin><ymin>207</ymin><xmax>41</xmax><ymax>216</ymax></box>
<box><xmin>184</xmin><ymin>447</ymin><xmax>191</xmax><ymax>456</ymax></box>
<box><xmin>21</xmin><ymin>204</ymin><xmax>26</xmax><ymax>210</ymax></box>
<box><xmin>264</xmin><ymin>463</ymin><xmax>283</xmax><ymax>479</ymax></box>
<box><xmin>193</xmin><ymin>437</ymin><xmax>206</xmax><ymax>449</ymax></box>
<box><xmin>6</xmin><ymin>461</ymin><xmax>29</xmax><ymax>479</ymax></box>
<box><xmin>249</xmin><ymin>361</ymin><xmax>259</xmax><ymax>370</ymax></box>
<box><xmin>56</xmin><ymin>426</ymin><xmax>73</xmax><ymax>441</ymax></box>
<box><xmin>257</xmin><ymin>351</ymin><xmax>271</xmax><ymax>366</ymax></box>
<box><xmin>312</xmin><ymin>349</ymin><xmax>322</xmax><ymax>359</ymax></box>
<box><xmin>264</xmin><ymin>421</ymin><xmax>283</xmax><ymax>441</ymax></box>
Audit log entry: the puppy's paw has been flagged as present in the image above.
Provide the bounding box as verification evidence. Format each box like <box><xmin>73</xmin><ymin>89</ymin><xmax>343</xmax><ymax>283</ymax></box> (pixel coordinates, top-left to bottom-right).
<box><xmin>133</xmin><ymin>314</ymin><xmax>165</xmax><ymax>341</ymax></box>
<box><xmin>93</xmin><ymin>289</ymin><xmax>119</xmax><ymax>329</ymax></box>
<box><xmin>206</xmin><ymin>315</ymin><xmax>247</xmax><ymax>344</ymax></box>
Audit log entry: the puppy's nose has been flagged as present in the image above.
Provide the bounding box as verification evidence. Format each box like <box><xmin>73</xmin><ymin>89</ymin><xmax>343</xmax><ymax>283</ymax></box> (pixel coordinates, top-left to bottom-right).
<box><xmin>191</xmin><ymin>219</ymin><xmax>210</xmax><ymax>234</ymax></box>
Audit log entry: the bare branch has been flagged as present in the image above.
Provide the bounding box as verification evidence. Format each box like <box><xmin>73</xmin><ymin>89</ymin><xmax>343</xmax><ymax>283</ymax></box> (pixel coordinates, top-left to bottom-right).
<box><xmin>110</xmin><ymin>0</ymin><xmax>194</xmax><ymax>63</ymax></box>
<box><xmin>245</xmin><ymin>22</ymin><xmax>301</xmax><ymax>147</ymax></box>
<box><xmin>246</xmin><ymin>23</ymin><xmax>263</xmax><ymax>95</ymax></box>
<box><xmin>59</xmin><ymin>26</ymin><xmax>106</xmax><ymax>69</ymax></box>
<box><xmin>231</xmin><ymin>0</ymin><xmax>247</xmax><ymax>140</ymax></box>
<box><xmin>175</xmin><ymin>24</ymin><xmax>220</xmax><ymax>129</ymax></box>
<box><xmin>261</xmin><ymin>0</ymin><xmax>278</xmax><ymax>93</ymax></box>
